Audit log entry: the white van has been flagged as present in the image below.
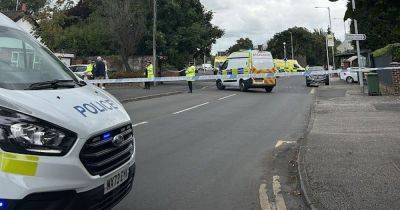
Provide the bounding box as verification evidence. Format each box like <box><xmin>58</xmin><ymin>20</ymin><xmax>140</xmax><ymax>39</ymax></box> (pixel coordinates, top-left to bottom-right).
<box><xmin>216</xmin><ymin>50</ymin><xmax>277</xmax><ymax>92</ymax></box>
<box><xmin>0</xmin><ymin>13</ymin><xmax>135</xmax><ymax>209</ymax></box>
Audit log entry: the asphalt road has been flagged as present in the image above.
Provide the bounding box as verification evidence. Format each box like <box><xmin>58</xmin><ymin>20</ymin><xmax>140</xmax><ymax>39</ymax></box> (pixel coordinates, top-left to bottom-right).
<box><xmin>114</xmin><ymin>76</ymin><xmax>313</xmax><ymax>210</ymax></box>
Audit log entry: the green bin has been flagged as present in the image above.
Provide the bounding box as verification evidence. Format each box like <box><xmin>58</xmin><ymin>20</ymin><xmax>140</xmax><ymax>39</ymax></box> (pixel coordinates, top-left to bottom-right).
<box><xmin>366</xmin><ymin>73</ymin><xmax>380</xmax><ymax>96</ymax></box>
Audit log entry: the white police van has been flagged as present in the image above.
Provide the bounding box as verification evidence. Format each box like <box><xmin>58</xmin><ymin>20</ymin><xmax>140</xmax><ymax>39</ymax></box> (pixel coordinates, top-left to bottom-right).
<box><xmin>0</xmin><ymin>13</ymin><xmax>135</xmax><ymax>209</ymax></box>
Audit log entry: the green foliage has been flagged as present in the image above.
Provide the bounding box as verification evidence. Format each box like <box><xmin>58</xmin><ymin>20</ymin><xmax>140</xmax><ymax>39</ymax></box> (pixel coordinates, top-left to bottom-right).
<box><xmin>0</xmin><ymin>0</ymin><xmax>47</xmax><ymax>13</ymax></box>
<box><xmin>372</xmin><ymin>43</ymin><xmax>400</xmax><ymax>61</ymax></box>
<box><xmin>329</xmin><ymin>0</ymin><xmax>400</xmax><ymax>51</ymax></box>
<box><xmin>137</xmin><ymin>0</ymin><xmax>224</xmax><ymax>69</ymax></box>
<box><xmin>227</xmin><ymin>38</ymin><xmax>253</xmax><ymax>54</ymax></box>
<box><xmin>267</xmin><ymin>27</ymin><xmax>332</xmax><ymax>66</ymax></box>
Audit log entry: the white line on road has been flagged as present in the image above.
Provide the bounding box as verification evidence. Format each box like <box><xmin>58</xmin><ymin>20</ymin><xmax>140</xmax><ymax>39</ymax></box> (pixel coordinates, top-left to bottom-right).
<box><xmin>310</xmin><ymin>88</ymin><xmax>315</xmax><ymax>95</ymax></box>
<box><xmin>172</xmin><ymin>102</ymin><xmax>210</xmax><ymax>115</ymax></box>
<box><xmin>133</xmin><ymin>121</ymin><xmax>149</xmax><ymax>127</ymax></box>
<box><xmin>273</xmin><ymin>176</ymin><xmax>287</xmax><ymax>210</ymax></box>
<box><xmin>259</xmin><ymin>184</ymin><xmax>272</xmax><ymax>210</ymax></box>
<box><xmin>275</xmin><ymin>140</ymin><xmax>296</xmax><ymax>148</ymax></box>
<box><xmin>217</xmin><ymin>94</ymin><xmax>237</xmax><ymax>101</ymax></box>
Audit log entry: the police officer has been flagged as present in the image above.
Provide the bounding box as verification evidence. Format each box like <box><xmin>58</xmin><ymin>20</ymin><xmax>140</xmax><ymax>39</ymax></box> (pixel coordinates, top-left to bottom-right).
<box><xmin>85</xmin><ymin>60</ymin><xmax>94</xmax><ymax>80</ymax></box>
<box><xmin>144</xmin><ymin>61</ymin><xmax>154</xmax><ymax>89</ymax></box>
<box><xmin>185</xmin><ymin>64</ymin><xmax>196</xmax><ymax>93</ymax></box>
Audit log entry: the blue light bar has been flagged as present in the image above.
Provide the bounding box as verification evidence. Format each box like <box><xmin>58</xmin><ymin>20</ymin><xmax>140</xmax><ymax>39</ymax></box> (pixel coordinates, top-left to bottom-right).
<box><xmin>102</xmin><ymin>132</ymin><xmax>112</xmax><ymax>140</ymax></box>
<box><xmin>0</xmin><ymin>199</ymin><xmax>7</xmax><ymax>208</ymax></box>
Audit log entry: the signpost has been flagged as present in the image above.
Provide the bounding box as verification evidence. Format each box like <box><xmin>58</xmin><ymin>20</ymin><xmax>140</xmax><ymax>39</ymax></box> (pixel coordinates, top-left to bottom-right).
<box><xmin>345</xmin><ymin>34</ymin><xmax>367</xmax><ymax>41</ymax></box>
<box><xmin>327</xmin><ymin>34</ymin><xmax>335</xmax><ymax>47</ymax></box>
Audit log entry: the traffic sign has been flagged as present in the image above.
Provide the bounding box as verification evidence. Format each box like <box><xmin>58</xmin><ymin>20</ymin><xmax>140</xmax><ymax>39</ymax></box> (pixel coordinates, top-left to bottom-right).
<box><xmin>345</xmin><ymin>34</ymin><xmax>366</xmax><ymax>41</ymax></box>
<box><xmin>327</xmin><ymin>34</ymin><xmax>335</xmax><ymax>47</ymax></box>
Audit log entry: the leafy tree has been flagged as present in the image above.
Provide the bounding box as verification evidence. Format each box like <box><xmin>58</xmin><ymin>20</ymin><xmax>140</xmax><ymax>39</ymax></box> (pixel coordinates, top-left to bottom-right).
<box><xmin>227</xmin><ymin>38</ymin><xmax>253</xmax><ymax>54</ymax></box>
<box><xmin>328</xmin><ymin>0</ymin><xmax>400</xmax><ymax>50</ymax></box>
<box><xmin>137</xmin><ymin>0</ymin><xmax>224</xmax><ymax>69</ymax></box>
<box><xmin>267</xmin><ymin>27</ymin><xmax>335</xmax><ymax>66</ymax></box>
<box><xmin>0</xmin><ymin>0</ymin><xmax>47</xmax><ymax>14</ymax></box>
<box><xmin>102</xmin><ymin>0</ymin><xmax>147</xmax><ymax>71</ymax></box>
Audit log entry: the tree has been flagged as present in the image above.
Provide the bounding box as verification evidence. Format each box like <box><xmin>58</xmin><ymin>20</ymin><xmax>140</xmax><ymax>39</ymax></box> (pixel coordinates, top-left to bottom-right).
<box><xmin>267</xmin><ymin>27</ymin><xmax>333</xmax><ymax>66</ymax></box>
<box><xmin>137</xmin><ymin>0</ymin><xmax>224</xmax><ymax>69</ymax></box>
<box><xmin>102</xmin><ymin>0</ymin><xmax>147</xmax><ymax>71</ymax></box>
<box><xmin>328</xmin><ymin>0</ymin><xmax>400</xmax><ymax>50</ymax></box>
<box><xmin>225</xmin><ymin>38</ymin><xmax>253</xmax><ymax>54</ymax></box>
<box><xmin>0</xmin><ymin>0</ymin><xmax>47</xmax><ymax>14</ymax></box>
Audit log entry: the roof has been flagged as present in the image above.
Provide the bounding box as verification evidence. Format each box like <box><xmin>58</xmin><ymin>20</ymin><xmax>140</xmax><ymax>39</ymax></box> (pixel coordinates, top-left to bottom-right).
<box><xmin>0</xmin><ymin>12</ymin><xmax>24</xmax><ymax>31</ymax></box>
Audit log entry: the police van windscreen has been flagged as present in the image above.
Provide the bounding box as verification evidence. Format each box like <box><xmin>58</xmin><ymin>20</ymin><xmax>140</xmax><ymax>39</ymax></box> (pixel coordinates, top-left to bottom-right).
<box><xmin>0</xmin><ymin>26</ymin><xmax>78</xmax><ymax>90</ymax></box>
<box><xmin>253</xmin><ymin>58</ymin><xmax>274</xmax><ymax>70</ymax></box>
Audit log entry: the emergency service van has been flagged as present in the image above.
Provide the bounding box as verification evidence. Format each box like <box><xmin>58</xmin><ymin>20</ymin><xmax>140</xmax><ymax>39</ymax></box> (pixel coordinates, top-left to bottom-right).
<box><xmin>216</xmin><ymin>50</ymin><xmax>277</xmax><ymax>92</ymax></box>
<box><xmin>0</xmin><ymin>13</ymin><xmax>135</xmax><ymax>209</ymax></box>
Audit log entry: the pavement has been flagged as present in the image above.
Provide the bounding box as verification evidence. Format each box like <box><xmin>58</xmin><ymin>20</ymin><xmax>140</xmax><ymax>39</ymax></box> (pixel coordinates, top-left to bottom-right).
<box><xmin>299</xmin><ymin>79</ymin><xmax>400</xmax><ymax>209</ymax></box>
<box><xmin>110</xmin><ymin>76</ymin><xmax>313</xmax><ymax>209</ymax></box>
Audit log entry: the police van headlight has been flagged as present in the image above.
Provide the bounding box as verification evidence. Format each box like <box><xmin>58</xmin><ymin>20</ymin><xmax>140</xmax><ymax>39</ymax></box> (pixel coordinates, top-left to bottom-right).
<box><xmin>0</xmin><ymin>107</ymin><xmax>77</xmax><ymax>156</ymax></box>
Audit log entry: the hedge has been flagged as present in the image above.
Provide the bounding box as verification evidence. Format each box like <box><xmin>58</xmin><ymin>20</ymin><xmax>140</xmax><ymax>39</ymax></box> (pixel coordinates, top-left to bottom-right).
<box><xmin>372</xmin><ymin>43</ymin><xmax>400</xmax><ymax>61</ymax></box>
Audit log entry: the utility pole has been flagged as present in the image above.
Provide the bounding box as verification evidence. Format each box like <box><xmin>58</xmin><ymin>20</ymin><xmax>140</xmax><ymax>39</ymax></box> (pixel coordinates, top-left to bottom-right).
<box><xmin>316</xmin><ymin>6</ymin><xmax>335</xmax><ymax>70</ymax></box>
<box><xmin>283</xmin><ymin>42</ymin><xmax>287</xmax><ymax>69</ymax></box>
<box><xmin>290</xmin><ymin>32</ymin><xmax>294</xmax><ymax>60</ymax></box>
<box><xmin>352</xmin><ymin>0</ymin><xmax>364</xmax><ymax>90</ymax></box>
<box><xmin>15</xmin><ymin>0</ymin><xmax>19</xmax><ymax>11</ymax></box>
<box><xmin>325</xmin><ymin>36</ymin><xmax>330</xmax><ymax>70</ymax></box>
<box><xmin>152</xmin><ymin>0</ymin><xmax>157</xmax><ymax>84</ymax></box>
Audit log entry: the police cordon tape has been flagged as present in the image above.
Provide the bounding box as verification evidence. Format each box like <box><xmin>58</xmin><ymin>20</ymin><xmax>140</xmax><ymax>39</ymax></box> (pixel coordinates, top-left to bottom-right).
<box><xmin>87</xmin><ymin>67</ymin><xmax>399</xmax><ymax>84</ymax></box>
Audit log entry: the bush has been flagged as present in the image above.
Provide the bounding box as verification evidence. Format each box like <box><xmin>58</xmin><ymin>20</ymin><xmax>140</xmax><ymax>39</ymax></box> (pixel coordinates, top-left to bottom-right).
<box><xmin>373</xmin><ymin>43</ymin><xmax>400</xmax><ymax>61</ymax></box>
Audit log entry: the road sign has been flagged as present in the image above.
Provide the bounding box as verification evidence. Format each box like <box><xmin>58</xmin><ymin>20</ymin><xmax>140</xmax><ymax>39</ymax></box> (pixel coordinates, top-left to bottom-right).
<box><xmin>327</xmin><ymin>34</ymin><xmax>335</xmax><ymax>47</ymax></box>
<box><xmin>346</xmin><ymin>34</ymin><xmax>366</xmax><ymax>41</ymax></box>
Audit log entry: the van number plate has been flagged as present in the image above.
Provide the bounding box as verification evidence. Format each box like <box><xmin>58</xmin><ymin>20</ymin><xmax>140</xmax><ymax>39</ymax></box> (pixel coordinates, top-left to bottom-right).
<box><xmin>104</xmin><ymin>167</ymin><xmax>129</xmax><ymax>194</ymax></box>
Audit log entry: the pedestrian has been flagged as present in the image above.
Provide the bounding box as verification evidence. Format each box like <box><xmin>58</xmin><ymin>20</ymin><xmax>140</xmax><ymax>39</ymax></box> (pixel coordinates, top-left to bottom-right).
<box><xmin>84</xmin><ymin>60</ymin><xmax>94</xmax><ymax>80</ymax></box>
<box><xmin>185</xmin><ymin>64</ymin><xmax>196</xmax><ymax>93</ymax></box>
<box><xmin>94</xmin><ymin>56</ymin><xmax>106</xmax><ymax>89</ymax></box>
<box><xmin>144</xmin><ymin>61</ymin><xmax>154</xmax><ymax>89</ymax></box>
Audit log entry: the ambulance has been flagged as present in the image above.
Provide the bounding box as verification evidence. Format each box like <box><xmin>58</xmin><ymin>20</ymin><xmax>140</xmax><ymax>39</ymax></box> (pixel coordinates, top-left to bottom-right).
<box><xmin>216</xmin><ymin>50</ymin><xmax>277</xmax><ymax>92</ymax></box>
<box><xmin>0</xmin><ymin>13</ymin><xmax>135</xmax><ymax>209</ymax></box>
<box><xmin>274</xmin><ymin>59</ymin><xmax>305</xmax><ymax>72</ymax></box>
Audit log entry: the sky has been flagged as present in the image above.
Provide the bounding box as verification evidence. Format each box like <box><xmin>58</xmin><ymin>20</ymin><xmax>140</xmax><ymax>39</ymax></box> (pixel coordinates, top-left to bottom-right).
<box><xmin>200</xmin><ymin>0</ymin><xmax>348</xmax><ymax>53</ymax></box>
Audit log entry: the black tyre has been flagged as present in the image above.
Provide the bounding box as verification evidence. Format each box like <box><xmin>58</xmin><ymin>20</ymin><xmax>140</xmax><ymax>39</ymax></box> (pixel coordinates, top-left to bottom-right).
<box><xmin>346</xmin><ymin>76</ymin><xmax>354</xmax><ymax>84</ymax></box>
<box><xmin>216</xmin><ymin>80</ymin><xmax>225</xmax><ymax>90</ymax></box>
<box><xmin>239</xmin><ymin>80</ymin><xmax>248</xmax><ymax>92</ymax></box>
<box><xmin>265</xmin><ymin>86</ymin><xmax>274</xmax><ymax>93</ymax></box>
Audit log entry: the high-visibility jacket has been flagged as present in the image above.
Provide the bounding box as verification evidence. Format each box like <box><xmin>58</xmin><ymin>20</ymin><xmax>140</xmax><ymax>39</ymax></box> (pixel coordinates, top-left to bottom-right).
<box><xmin>185</xmin><ymin>66</ymin><xmax>196</xmax><ymax>81</ymax></box>
<box><xmin>146</xmin><ymin>64</ymin><xmax>155</xmax><ymax>79</ymax></box>
<box><xmin>85</xmin><ymin>63</ymin><xmax>94</xmax><ymax>74</ymax></box>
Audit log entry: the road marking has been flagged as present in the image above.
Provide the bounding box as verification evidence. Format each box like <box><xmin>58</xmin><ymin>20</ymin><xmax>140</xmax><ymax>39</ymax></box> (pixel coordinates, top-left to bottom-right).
<box><xmin>133</xmin><ymin>121</ymin><xmax>149</xmax><ymax>127</ymax></box>
<box><xmin>259</xmin><ymin>184</ymin><xmax>272</xmax><ymax>210</ymax></box>
<box><xmin>172</xmin><ymin>102</ymin><xmax>210</xmax><ymax>115</ymax></box>
<box><xmin>273</xmin><ymin>176</ymin><xmax>287</xmax><ymax>210</ymax></box>
<box><xmin>217</xmin><ymin>94</ymin><xmax>237</xmax><ymax>101</ymax></box>
<box><xmin>201</xmin><ymin>86</ymin><xmax>208</xmax><ymax>90</ymax></box>
<box><xmin>275</xmin><ymin>140</ymin><xmax>296</xmax><ymax>148</ymax></box>
<box><xmin>310</xmin><ymin>88</ymin><xmax>315</xmax><ymax>95</ymax></box>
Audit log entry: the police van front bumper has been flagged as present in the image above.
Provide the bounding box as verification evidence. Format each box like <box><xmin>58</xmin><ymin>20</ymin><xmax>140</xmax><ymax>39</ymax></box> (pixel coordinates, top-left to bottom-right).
<box><xmin>2</xmin><ymin>164</ymin><xmax>135</xmax><ymax>210</ymax></box>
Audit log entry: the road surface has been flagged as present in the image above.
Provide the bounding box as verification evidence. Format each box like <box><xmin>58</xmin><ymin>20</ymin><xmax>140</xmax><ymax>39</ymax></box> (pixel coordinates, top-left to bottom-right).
<box><xmin>114</xmin><ymin>76</ymin><xmax>313</xmax><ymax>210</ymax></box>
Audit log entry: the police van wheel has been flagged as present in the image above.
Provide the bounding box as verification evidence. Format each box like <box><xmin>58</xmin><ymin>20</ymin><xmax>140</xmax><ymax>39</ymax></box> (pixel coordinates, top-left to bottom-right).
<box><xmin>265</xmin><ymin>86</ymin><xmax>274</xmax><ymax>93</ymax></box>
<box><xmin>239</xmin><ymin>80</ymin><xmax>248</xmax><ymax>92</ymax></box>
<box><xmin>216</xmin><ymin>80</ymin><xmax>225</xmax><ymax>90</ymax></box>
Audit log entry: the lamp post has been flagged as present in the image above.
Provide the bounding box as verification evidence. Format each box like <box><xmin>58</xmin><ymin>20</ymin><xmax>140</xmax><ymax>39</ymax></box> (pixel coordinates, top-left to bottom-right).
<box><xmin>152</xmin><ymin>0</ymin><xmax>157</xmax><ymax>84</ymax></box>
<box><xmin>351</xmin><ymin>0</ymin><xmax>363</xmax><ymax>90</ymax></box>
<box><xmin>316</xmin><ymin>6</ymin><xmax>336</xmax><ymax>70</ymax></box>
<box><xmin>289</xmin><ymin>32</ymin><xmax>294</xmax><ymax>60</ymax></box>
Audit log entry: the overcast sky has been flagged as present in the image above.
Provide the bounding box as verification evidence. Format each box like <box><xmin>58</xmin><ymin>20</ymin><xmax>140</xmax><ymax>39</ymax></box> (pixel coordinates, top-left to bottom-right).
<box><xmin>200</xmin><ymin>0</ymin><xmax>348</xmax><ymax>53</ymax></box>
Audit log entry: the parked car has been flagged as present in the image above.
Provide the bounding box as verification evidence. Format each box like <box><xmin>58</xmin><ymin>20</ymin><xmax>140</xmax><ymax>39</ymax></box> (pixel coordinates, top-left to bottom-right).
<box><xmin>305</xmin><ymin>66</ymin><xmax>329</xmax><ymax>87</ymax></box>
<box><xmin>69</xmin><ymin>64</ymin><xmax>88</xmax><ymax>79</ymax></box>
<box><xmin>340</xmin><ymin>69</ymin><xmax>359</xmax><ymax>83</ymax></box>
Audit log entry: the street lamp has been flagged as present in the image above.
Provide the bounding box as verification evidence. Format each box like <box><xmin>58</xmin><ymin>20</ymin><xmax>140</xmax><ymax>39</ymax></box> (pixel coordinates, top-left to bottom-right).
<box><xmin>289</xmin><ymin>32</ymin><xmax>294</xmax><ymax>60</ymax></box>
<box><xmin>283</xmin><ymin>42</ymin><xmax>287</xmax><ymax>60</ymax></box>
<box><xmin>315</xmin><ymin>6</ymin><xmax>336</xmax><ymax>70</ymax></box>
<box><xmin>152</xmin><ymin>0</ymin><xmax>157</xmax><ymax>83</ymax></box>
